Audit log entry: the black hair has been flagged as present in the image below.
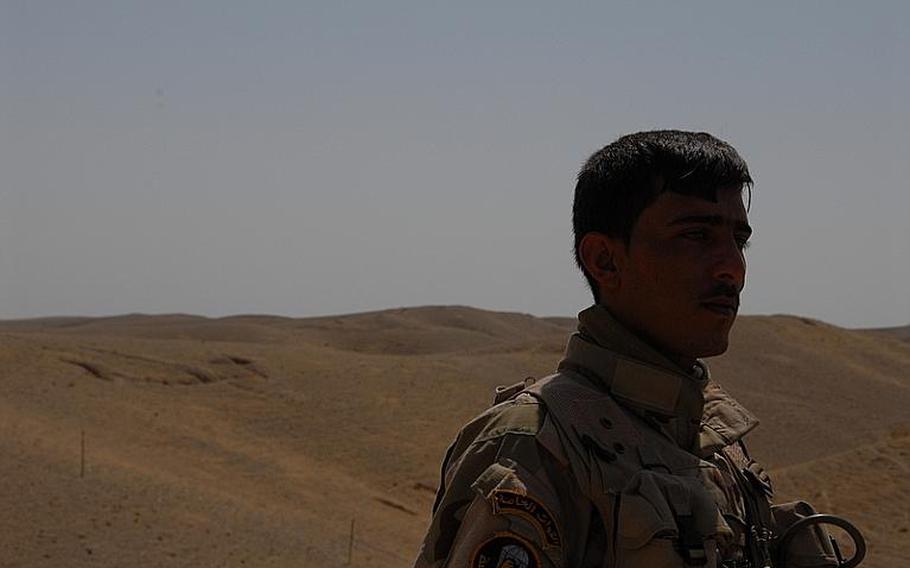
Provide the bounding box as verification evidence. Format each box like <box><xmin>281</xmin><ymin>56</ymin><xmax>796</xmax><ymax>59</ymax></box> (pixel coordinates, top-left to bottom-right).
<box><xmin>573</xmin><ymin>130</ymin><xmax>753</xmax><ymax>301</ymax></box>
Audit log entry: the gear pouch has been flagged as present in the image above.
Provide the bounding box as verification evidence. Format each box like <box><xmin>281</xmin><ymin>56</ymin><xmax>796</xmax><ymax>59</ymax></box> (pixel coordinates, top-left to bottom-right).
<box><xmin>615</xmin><ymin>470</ymin><xmax>726</xmax><ymax>568</ymax></box>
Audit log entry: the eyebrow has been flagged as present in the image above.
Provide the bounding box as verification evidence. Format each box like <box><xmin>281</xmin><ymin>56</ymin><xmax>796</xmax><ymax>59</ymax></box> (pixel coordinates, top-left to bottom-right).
<box><xmin>668</xmin><ymin>214</ymin><xmax>753</xmax><ymax>236</ymax></box>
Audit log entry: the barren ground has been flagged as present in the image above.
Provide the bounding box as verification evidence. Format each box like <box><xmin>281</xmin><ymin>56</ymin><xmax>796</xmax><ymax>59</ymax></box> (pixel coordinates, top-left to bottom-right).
<box><xmin>1</xmin><ymin>307</ymin><xmax>907</xmax><ymax>567</ymax></box>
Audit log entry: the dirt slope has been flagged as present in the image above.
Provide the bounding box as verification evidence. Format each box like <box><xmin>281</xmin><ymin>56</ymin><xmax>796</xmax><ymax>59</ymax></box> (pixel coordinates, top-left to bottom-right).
<box><xmin>1</xmin><ymin>307</ymin><xmax>907</xmax><ymax>567</ymax></box>
<box><xmin>867</xmin><ymin>324</ymin><xmax>910</xmax><ymax>344</ymax></box>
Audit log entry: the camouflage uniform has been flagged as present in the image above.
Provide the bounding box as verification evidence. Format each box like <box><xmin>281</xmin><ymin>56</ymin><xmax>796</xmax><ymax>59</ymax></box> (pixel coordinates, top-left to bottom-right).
<box><xmin>413</xmin><ymin>305</ymin><xmax>838</xmax><ymax>568</ymax></box>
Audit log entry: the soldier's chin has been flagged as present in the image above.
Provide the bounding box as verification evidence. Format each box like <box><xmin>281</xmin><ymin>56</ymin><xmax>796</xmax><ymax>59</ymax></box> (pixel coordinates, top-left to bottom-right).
<box><xmin>696</xmin><ymin>336</ymin><xmax>730</xmax><ymax>358</ymax></box>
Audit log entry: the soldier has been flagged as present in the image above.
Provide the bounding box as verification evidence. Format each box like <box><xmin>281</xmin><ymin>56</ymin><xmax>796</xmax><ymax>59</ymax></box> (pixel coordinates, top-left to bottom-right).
<box><xmin>413</xmin><ymin>130</ymin><xmax>860</xmax><ymax>567</ymax></box>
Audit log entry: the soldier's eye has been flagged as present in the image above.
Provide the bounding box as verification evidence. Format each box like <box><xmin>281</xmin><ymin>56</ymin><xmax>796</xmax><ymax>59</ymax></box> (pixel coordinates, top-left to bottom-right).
<box><xmin>682</xmin><ymin>230</ymin><xmax>708</xmax><ymax>241</ymax></box>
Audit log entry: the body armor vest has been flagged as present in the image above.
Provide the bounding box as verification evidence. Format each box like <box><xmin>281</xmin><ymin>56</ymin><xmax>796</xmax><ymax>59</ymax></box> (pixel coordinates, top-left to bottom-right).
<box><xmin>521</xmin><ymin>370</ymin><xmax>779</xmax><ymax>568</ymax></box>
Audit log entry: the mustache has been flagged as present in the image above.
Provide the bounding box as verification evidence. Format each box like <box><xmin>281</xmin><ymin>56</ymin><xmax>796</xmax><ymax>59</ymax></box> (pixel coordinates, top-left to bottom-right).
<box><xmin>705</xmin><ymin>283</ymin><xmax>740</xmax><ymax>302</ymax></box>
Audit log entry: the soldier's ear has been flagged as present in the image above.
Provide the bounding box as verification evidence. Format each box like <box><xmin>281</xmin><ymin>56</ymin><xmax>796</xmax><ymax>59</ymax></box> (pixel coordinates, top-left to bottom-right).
<box><xmin>580</xmin><ymin>233</ymin><xmax>622</xmax><ymax>290</ymax></box>
<box><xmin>596</xmin><ymin>250</ymin><xmax>616</xmax><ymax>273</ymax></box>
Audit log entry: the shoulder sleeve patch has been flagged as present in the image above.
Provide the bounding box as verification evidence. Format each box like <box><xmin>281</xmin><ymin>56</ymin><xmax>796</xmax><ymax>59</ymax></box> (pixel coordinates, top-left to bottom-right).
<box><xmin>491</xmin><ymin>490</ymin><xmax>562</xmax><ymax>549</ymax></box>
<box><xmin>471</xmin><ymin>533</ymin><xmax>541</xmax><ymax>568</ymax></box>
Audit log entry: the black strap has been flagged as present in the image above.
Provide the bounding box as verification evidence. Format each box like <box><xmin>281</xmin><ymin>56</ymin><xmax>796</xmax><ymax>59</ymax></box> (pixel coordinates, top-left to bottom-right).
<box><xmin>720</xmin><ymin>450</ymin><xmax>774</xmax><ymax>568</ymax></box>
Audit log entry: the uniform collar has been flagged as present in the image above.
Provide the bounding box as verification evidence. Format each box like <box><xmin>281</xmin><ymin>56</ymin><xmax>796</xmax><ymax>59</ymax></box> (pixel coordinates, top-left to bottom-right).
<box><xmin>576</xmin><ymin>304</ymin><xmax>690</xmax><ymax>375</ymax></box>
<box><xmin>562</xmin><ymin>304</ymin><xmax>706</xmax><ymax>415</ymax></box>
<box><xmin>559</xmin><ymin>304</ymin><xmax>758</xmax><ymax>452</ymax></box>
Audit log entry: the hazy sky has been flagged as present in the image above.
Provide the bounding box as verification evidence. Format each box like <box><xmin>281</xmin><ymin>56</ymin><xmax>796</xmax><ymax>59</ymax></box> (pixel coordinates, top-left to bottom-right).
<box><xmin>2</xmin><ymin>2</ymin><xmax>908</xmax><ymax>328</ymax></box>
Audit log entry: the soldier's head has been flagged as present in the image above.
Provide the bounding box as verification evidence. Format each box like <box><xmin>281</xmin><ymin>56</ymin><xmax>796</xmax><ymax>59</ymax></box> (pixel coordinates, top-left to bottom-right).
<box><xmin>573</xmin><ymin>130</ymin><xmax>753</xmax><ymax>363</ymax></box>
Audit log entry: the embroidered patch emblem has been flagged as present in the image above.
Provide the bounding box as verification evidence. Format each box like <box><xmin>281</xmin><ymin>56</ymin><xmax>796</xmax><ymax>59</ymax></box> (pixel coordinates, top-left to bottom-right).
<box><xmin>471</xmin><ymin>533</ymin><xmax>540</xmax><ymax>568</ymax></box>
<box><xmin>491</xmin><ymin>490</ymin><xmax>562</xmax><ymax>549</ymax></box>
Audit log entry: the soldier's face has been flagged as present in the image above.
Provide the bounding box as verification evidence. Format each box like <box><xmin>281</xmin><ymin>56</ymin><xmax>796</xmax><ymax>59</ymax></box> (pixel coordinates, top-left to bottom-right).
<box><xmin>607</xmin><ymin>186</ymin><xmax>751</xmax><ymax>362</ymax></box>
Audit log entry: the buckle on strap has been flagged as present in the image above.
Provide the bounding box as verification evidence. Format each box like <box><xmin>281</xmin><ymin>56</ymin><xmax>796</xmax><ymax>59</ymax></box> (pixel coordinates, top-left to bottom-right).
<box><xmin>492</xmin><ymin>376</ymin><xmax>536</xmax><ymax>405</ymax></box>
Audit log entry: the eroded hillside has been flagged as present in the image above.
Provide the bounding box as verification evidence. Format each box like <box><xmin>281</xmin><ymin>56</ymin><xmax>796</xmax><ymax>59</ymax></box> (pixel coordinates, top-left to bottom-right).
<box><xmin>1</xmin><ymin>308</ymin><xmax>907</xmax><ymax>567</ymax></box>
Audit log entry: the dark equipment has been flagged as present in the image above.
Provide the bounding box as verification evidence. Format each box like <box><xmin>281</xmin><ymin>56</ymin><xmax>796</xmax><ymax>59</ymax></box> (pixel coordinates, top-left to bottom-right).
<box><xmin>776</xmin><ymin>514</ymin><xmax>866</xmax><ymax>568</ymax></box>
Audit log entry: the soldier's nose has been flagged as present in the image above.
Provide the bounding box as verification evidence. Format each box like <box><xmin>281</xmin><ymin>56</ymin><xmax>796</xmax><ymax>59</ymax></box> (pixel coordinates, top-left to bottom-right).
<box><xmin>713</xmin><ymin>240</ymin><xmax>746</xmax><ymax>290</ymax></box>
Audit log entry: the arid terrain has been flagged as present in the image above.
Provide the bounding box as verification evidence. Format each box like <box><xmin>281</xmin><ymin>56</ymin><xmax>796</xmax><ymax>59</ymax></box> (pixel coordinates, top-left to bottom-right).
<box><xmin>1</xmin><ymin>307</ymin><xmax>908</xmax><ymax>567</ymax></box>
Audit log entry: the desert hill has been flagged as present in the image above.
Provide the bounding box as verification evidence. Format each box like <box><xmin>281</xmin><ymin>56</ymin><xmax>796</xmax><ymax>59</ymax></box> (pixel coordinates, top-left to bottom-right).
<box><xmin>1</xmin><ymin>307</ymin><xmax>908</xmax><ymax>567</ymax></box>
<box><xmin>868</xmin><ymin>323</ymin><xmax>910</xmax><ymax>344</ymax></box>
